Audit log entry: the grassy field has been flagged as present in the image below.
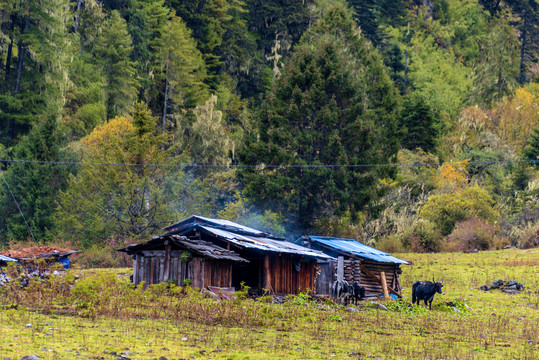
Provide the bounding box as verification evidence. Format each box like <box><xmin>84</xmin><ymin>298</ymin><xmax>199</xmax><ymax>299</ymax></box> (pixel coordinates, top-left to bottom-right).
<box><xmin>0</xmin><ymin>249</ymin><xmax>538</xmax><ymax>359</ymax></box>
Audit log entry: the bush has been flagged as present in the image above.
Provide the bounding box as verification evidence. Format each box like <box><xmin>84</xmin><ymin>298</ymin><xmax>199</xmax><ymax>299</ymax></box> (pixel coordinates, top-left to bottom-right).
<box><xmin>405</xmin><ymin>220</ymin><xmax>443</xmax><ymax>252</ymax></box>
<box><xmin>74</xmin><ymin>243</ymin><xmax>130</xmax><ymax>268</ymax></box>
<box><xmin>420</xmin><ymin>186</ymin><xmax>498</xmax><ymax>235</ymax></box>
<box><xmin>444</xmin><ymin>218</ymin><xmax>508</xmax><ymax>252</ymax></box>
<box><xmin>376</xmin><ymin>234</ymin><xmax>409</xmax><ymax>253</ymax></box>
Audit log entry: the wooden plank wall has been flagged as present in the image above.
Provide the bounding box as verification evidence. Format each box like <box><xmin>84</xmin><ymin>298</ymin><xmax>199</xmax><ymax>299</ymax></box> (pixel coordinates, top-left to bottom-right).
<box><xmin>134</xmin><ymin>255</ymin><xmax>232</xmax><ymax>289</ymax></box>
<box><xmin>315</xmin><ymin>260</ymin><xmax>335</xmax><ymax>296</ymax></box>
<box><xmin>267</xmin><ymin>255</ymin><xmax>316</xmax><ymax>294</ymax></box>
<box><xmin>207</xmin><ymin>261</ymin><xmax>233</xmax><ymax>288</ymax></box>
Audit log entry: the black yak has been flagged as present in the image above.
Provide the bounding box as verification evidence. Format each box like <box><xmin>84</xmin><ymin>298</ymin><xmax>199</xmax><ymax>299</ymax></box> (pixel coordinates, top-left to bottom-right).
<box><xmin>412</xmin><ymin>278</ymin><xmax>444</xmax><ymax>309</ymax></box>
<box><xmin>332</xmin><ymin>280</ymin><xmax>365</xmax><ymax>305</ymax></box>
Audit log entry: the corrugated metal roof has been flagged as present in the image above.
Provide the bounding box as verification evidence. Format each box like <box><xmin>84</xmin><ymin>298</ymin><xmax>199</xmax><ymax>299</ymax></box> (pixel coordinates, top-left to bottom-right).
<box><xmin>0</xmin><ymin>254</ymin><xmax>17</xmax><ymax>262</ymax></box>
<box><xmin>117</xmin><ymin>235</ymin><xmax>249</xmax><ymax>263</ymax></box>
<box><xmin>304</xmin><ymin>236</ymin><xmax>409</xmax><ymax>264</ymax></box>
<box><xmin>163</xmin><ymin>215</ymin><xmax>271</xmax><ymax>237</ymax></box>
<box><xmin>198</xmin><ymin>226</ymin><xmax>333</xmax><ymax>260</ymax></box>
<box><xmin>164</xmin><ymin>216</ymin><xmax>334</xmax><ymax>260</ymax></box>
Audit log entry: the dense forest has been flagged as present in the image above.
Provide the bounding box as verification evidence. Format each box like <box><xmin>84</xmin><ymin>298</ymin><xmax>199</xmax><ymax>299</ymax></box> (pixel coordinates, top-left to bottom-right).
<box><xmin>0</xmin><ymin>0</ymin><xmax>538</xmax><ymax>260</ymax></box>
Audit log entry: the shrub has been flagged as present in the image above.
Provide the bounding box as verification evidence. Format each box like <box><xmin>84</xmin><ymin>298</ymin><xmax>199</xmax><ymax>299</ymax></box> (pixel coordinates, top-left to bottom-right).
<box><xmin>405</xmin><ymin>220</ymin><xmax>442</xmax><ymax>252</ymax></box>
<box><xmin>444</xmin><ymin>218</ymin><xmax>508</xmax><ymax>252</ymax></box>
<box><xmin>376</xmin><ymin>234</ymin><xmax>409</xmax><ymax>253</ymax></box>
<box><xmin>420</xmin><ymin>186</ymin><xmax>498</xmax><ymax>235</ymax></box>
<box><xmin>73</xmin><ymin>243</ymin><xmax>130</xmax><ymax>268</ymax></box>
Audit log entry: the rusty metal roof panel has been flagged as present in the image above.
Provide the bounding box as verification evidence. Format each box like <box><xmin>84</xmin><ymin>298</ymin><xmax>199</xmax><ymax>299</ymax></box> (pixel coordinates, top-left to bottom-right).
<box><xmin>198</xmin><ymin>226</ymin><xmax>333</xmax><ymax>260</ymax></box>
<box><xmin>303</xmin><ymin>236</ymin><xmax>409</xmax><ymax>264</ymax></box>
<box><xmin>117</xmin><ymin>235</ymin><xmax>249</xmax><ymax>263</ymax></box>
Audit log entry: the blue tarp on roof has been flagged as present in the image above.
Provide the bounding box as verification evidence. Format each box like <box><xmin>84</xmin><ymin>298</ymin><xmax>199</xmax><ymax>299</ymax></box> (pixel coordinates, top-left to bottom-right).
<box><xmin>303</xmin><ymin>236</ymin><xmax>409</xmax><ymax>264</ymax></box>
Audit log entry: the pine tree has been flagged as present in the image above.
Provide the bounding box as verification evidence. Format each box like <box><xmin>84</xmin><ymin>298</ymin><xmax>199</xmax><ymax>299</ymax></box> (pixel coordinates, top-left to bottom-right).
<box><xmin>473</xmin><ymin>17</ymin><xmax>519</xmax><ymax>104</ymax></box>
<box><xmin>0</xmin><ymin>115</ymin><xmax>76</xmax><ymax>242</ymax></box>
<box><xmin>95</xmin><ymin>10</ymin><xmax>138</xmax><ymax>121</ymax></box>
<box><xmin>524</xmin><ymin>127</ymin><xmax>539</xmax><ymax>165</ymax></box>
<box><xmin>0</xmin><ymin>0</ymin><xmax>70</xmax><ymax>146</ymax></box>
<box><xmin>400</xmin><ymin>93</ymin><xmax>439</xmax><ymax>153</ymax></box>
<box><xmin>126</xmin><ymin>0</ymin><xmax>169</xmax><ymax>106</ymax></box>
<box><xmin>159</xmin><ymin>12</ymin><xmax>207</xmax><ymax>133</ymax></box>
<box><xmin>239</xmin><ymin>4</ymin><xmax>400</xmax><ymax>228</ymax></box>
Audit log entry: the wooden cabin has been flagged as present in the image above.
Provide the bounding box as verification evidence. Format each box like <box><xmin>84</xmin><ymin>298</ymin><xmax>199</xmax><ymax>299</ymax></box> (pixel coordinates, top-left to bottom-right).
<box><xmin>161</xmin><ymin>216</ymin><xmax>333</xmax><ymax>295</ymax></box>
<box><xmin>296</xmin><ymin>236</ymin><xmax>410</xmax><ymax>299</ymax></box>
<box><xmin>118</xmin><ymin>235</ymin><xmax>248</xmax><ymax>289</ymax></box>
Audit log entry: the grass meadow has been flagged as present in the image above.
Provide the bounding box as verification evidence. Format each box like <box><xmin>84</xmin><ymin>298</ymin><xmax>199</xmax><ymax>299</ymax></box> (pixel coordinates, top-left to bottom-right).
<box><xmin>0</xmin><ymin>249</ymin><xmax>538</xmax><ymax>359</ymax></box>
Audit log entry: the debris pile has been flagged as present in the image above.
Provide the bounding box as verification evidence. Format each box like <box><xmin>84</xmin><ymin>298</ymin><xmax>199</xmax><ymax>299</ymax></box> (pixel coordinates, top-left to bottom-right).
<box><xmin>0</xmin><ymin>245</ymin><xmax>73</xmax><ymax>258</ymax></box>
<box><xmin>479</xmin><ymin>279</ymin><xmax>524</xmax><ymax>294</ymax></box>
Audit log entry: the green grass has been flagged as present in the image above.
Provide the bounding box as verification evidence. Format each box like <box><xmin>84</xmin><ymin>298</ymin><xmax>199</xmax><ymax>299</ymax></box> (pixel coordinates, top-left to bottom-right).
<box><xmin>1</xmin><ymin>249</ymin><xmax>538</xmax><ymax>359</ymax></box>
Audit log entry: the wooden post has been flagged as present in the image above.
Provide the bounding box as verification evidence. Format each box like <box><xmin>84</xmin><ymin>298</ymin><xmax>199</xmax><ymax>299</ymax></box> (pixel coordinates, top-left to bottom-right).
<box><xmin>380</xmin><ymin>271</ymin><xmax>390</xmax><ymax>299</ymax></box>
<box><xmin>164</xmin><ymin>240</ymin><xmax>171</xmax><ymax>282</ymax></box>
<box><xmin>133</xmin><ymin>255</ymin><xmax>138</xmax><ymax>285</ymax></box>
<box><xmin>264</xmin><ymin>255</ymin><xmax>272</xmax><ymax>291</ymax></box>
<box><xmin>337</xmin><ymin>256</ymin><xmax>344</xmax><ymax>282</ymax></box>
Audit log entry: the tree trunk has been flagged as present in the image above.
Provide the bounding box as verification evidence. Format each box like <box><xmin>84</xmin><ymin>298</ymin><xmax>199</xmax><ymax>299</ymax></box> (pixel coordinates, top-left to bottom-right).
<box><xmin>404</xmin><ymin>42</ymin><xmax>409</xmax><ymax>92</ymax></box>
<box><xmin>74</xmin><ymin>0</ymin><xmax>83</xmax><ymax>33</ymax></box>
<box><xmin>14</xmin><ymin>14</ymin><xmax>30</xmax><ymax>95</ymax></box>
<box><xmin>519</xmin><ymin>16</ymin><xmax>528</xmax><ymax>84</ymax></box>
<box><xmin>9</xmin><ymin>13</ymin><xmax>30</xmax><ymax>142</ymax></box>
<box><xmin>497</xmin><ymin>69</ymin><xmax>502</xmax><ymax>102</ymax></box>
<box><xmin>4</xmin><ymin>18</ymin><xmax>15</xmax><ymax>80</ymax></box>
<box><xmin>162</xmin><ymin>60</ymin><xmax>170</xmax><ymax>134</ymax></box>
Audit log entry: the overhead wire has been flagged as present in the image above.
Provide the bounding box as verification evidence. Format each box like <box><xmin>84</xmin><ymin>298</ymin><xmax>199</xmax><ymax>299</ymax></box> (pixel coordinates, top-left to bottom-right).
<box><xmin>0</xmin><ymin>158</ymin><xmax>536</xmax><ymax>168</ymax></box>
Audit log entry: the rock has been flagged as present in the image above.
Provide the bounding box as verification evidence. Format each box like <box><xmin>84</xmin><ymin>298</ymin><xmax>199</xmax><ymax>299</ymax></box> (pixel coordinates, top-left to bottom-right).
<box><xmin>181</xmin><ymin>337</ymin><xmax>188</xmax><ymax>341</ymax></box>
<box><xmin>45</xmin><ymin>333</ymin><xmax>53</xmax><ymax>336</ymax></box>
<box><xmin>503</xmin><ymin>245</ymin><xmax>511</xmax><ymax>249</ymax></box>
<box><xmin>470</xmin><ymin>249</ymin><xmax>478</xmax><ymax>253</ymax></box>
<box><xmin>452</xmin><ymin>307</ymin><xmax>460</xmax><ymax>313</ymax></box>
<box><xmin>20</xmin><ymin>356</ymin><xmax>39</xmax><ymax>360</ymax></box>
<box><xmin>53</xmin><ymin>270</ymin><xmax>60</xmax><ymax>276</ymax></box>
<box><xmin>347</xmin><ymin>307</ymin><xmax>359</xmax><ymax>313</ymax></box>
<box><xmin>479</xmin><ymin>285</ymin><xmax>490</xmax><ymax>291</ymax></box>
<box><xmin>490</xmin><ymin>279</ymin><xmax>505</xmax><ymax>289</ymax></box>
<box><xmin>502</xmin><ymin>289</ymin><xmax>520</xmax><ymax>295</ymax></box>
<box><xmin>39</xmin><ymin>348</ymin><xmax>46</xmax><ymax>352</ymax></box>
<box><xmin>373</xmin><ymin>302</ymin><xmax>388</xmax><ymax>311</ymax></box>
<box><xmin>25</xmin><ymin>324</ymin><xmax>32</xmax><ymax>328</ymax></box>
<box><xmin>464</xmin><ymin>304</ymin><xmax>471</xmax><ymax>310</ymax></box>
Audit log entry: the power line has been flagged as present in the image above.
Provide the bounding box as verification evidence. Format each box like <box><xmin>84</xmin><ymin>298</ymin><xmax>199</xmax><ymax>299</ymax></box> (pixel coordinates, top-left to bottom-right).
<box><xmin>0</xmin><ymin>171</ymin><xmax>37</xmax><ymax>243</ymax></box>
<box><xmin>0</xmin><ymin>158</ymin><xmax>536</xmax><ymax>168</ymax></box>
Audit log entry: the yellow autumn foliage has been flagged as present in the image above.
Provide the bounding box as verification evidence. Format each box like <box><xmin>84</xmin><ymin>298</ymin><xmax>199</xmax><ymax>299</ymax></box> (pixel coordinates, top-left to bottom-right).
<box><xmin>488</xmin><ymin>87</ymin><xmax>539</xmax><ymax>152</ymax></box>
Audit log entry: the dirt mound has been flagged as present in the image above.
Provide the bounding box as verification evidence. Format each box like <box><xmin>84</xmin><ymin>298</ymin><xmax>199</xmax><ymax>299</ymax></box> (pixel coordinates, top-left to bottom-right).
<box><xmin>0</xmin><ymin>246</ymin><xmax>74</xmax><ymax>258</ymax></box>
